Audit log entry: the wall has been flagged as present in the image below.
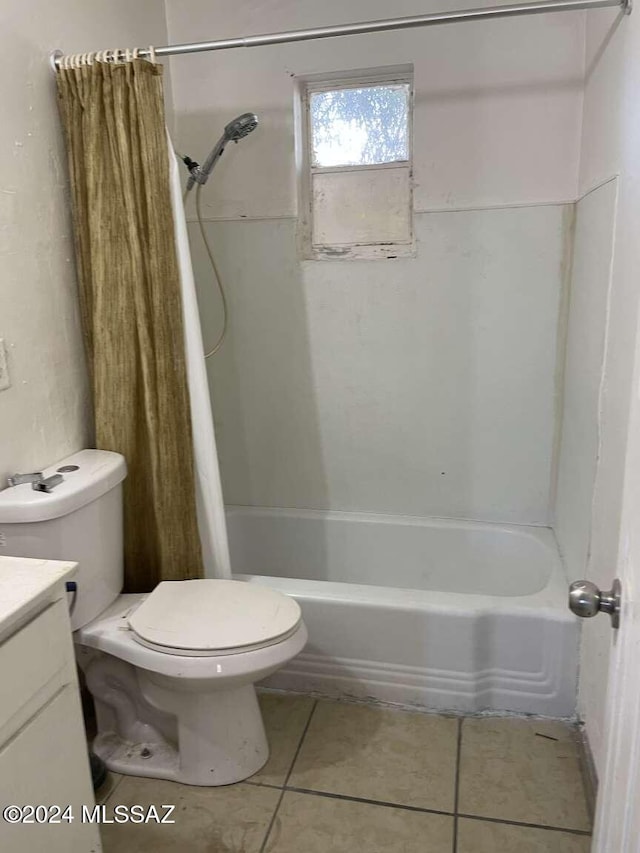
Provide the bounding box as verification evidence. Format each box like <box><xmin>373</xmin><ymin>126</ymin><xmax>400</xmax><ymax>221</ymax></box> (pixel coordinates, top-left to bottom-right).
<box><xmin>188</xmin><ymin>208</ymin><xmax>571</xmax><ymax>521</ymax></box>
<box><xmin>167</xmin><ymin>0</ymin><xmax>583</xmax><ymax>523</ymax></box>
<box><xmin>555</xmin><ymin>177</ymin><xmax>618</xmax><ymax>770</ymax></box>
<box><xmin>0</xmin><ymin>0</ymin><xmax>169</xmax><ymax>484</ymax></box>
<box><xmin>167</xmin><ymin>0</ymin><xmax>584</xmax><ymax>217</ymax></box>
<box><xmin>555</xmin><ymin>3</ymin><xmax>640</xmax><ymax>777</ymax></box>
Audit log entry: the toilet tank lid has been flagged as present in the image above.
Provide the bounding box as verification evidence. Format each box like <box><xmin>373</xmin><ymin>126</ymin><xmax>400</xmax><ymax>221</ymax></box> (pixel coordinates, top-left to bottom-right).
<box><xmin>0</xmin><ymin>450</ymin><xmax>127</xmax><ymax>523</ymax></box>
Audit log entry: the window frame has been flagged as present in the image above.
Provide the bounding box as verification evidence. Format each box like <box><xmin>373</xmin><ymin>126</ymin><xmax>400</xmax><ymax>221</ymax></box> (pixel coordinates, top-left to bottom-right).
<box><xmin>296</xmin><ymin>66</ymin><xmax>415</xmax><ymax>261</ymax></box>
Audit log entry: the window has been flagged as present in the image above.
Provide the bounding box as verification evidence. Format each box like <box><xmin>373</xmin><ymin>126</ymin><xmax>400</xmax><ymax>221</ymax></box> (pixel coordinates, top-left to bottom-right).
<box><xmin>298</xmin><ymin>68</ymin><xmax>414</xmax><ymax>260</ymax></box>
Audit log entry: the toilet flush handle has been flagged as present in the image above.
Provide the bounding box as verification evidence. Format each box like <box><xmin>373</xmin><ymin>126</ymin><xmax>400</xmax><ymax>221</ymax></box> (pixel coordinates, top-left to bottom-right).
<box><xmin>32</xmin><ymin>473</ymin><xmax>64</xmax><ymax>493</ymax></box>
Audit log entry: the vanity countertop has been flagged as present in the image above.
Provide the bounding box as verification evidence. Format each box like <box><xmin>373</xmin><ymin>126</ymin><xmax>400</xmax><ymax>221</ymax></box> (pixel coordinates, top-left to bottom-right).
<box><xmin>0</xmin><ymin>555</ymin><xmax>76</xmax><ymax>641</ymax></box>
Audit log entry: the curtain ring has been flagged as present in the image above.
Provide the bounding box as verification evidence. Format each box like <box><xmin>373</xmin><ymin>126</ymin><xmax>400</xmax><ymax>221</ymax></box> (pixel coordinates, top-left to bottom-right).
<box><xmin>133</xmin><ymin>47</ymin><xmax>141</xmax><ymax>60</ymax></box>
<box><xmin>148</xmin><ymin>45</ymin><xmax>157</xmax><ymax>64</ymax></box>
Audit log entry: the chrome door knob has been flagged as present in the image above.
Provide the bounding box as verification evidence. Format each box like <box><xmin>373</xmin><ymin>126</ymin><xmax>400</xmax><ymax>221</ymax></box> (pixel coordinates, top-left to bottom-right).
<box><xmin>568</xmin><ymin>579</ymin><xmax>621</xmax><ymax>629</ymax></box>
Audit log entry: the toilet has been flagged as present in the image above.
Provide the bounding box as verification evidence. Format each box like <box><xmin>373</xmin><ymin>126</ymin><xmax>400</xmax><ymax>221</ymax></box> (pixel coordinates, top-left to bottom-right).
<box><xmin>0</xmin><ymin>449</ymin><xmax>307</xmax><ymax>786</ymax></box>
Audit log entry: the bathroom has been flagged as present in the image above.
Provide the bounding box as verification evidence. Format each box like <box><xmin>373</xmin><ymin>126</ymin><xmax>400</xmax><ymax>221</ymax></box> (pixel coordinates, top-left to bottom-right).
<box><xmin>2</xmin><ymin>0</ymin><xmax>640</xmax><ymax>850</ymax></box>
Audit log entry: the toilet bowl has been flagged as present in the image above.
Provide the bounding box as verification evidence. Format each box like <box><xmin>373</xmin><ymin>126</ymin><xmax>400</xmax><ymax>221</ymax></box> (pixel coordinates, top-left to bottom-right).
<box><xmin>76</xmin><ymin>580</ymin><xmax>307</xmax><ymax>785</ymax></box>
<box><xmin>0</xmin><ymin>449</ymin><xmax>308</xmax><ymax>786</ymax></box>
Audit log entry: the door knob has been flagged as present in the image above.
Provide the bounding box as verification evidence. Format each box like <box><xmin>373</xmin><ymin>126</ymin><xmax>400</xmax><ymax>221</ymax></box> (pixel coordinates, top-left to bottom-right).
<box><xmin>568</xmin><ymin>579</ymin><xmax>621</xmax><ymax>629</ymax></box>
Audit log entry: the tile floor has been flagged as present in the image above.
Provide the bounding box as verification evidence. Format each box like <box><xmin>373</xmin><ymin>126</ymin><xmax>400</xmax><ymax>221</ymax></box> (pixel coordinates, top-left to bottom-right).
<box><xmin>97</xmin><ymin>693</ymin><xmax>592</xmax><ymax>852</ymax></box>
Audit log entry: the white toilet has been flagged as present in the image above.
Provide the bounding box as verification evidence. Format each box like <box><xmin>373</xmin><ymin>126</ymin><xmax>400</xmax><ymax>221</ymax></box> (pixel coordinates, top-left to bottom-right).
<box><xmin>0</xmin><ymin>449</ymin><xmax>307</xmax><ymax>786</ymax></box>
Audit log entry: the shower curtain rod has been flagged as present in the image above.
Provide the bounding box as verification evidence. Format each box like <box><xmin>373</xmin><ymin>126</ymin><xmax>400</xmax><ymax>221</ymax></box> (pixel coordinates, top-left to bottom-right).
<box><xmin>52</xmin><ymin>0</ymin><xmax>629</xmax><ymax>68</ymax></box>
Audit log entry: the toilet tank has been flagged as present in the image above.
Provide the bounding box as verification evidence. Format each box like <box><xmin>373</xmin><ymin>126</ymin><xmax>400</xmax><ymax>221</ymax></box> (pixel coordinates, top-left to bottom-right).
<box><xmin>0</xmin><ymin>450</ymin><xmax>127</xmax><ymax>630</ymax></box>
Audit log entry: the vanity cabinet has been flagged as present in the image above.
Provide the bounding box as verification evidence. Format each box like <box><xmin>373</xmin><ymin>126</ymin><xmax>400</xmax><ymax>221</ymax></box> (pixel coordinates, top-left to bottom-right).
<box><xmin>0</xmin><ymin>556</ymin><xmax>101</xmax><ymax>852</ymax></box>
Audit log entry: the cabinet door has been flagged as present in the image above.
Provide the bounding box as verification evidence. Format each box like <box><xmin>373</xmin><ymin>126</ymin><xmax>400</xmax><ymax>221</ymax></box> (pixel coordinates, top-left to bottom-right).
<box><xmin>0</xmin><ymin>685</ymin><xmax>101</xmax><ymax>852</ymax></box>
<box><xmin>0</xmin><ymin>600</ymin><xmax>71</xmax><ymax>730</ymax></box>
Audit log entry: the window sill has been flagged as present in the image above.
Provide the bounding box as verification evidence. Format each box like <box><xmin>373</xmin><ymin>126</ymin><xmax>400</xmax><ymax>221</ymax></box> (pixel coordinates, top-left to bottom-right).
<box><xmin>304</xmin><ymin>242</ymin><xmax>416</xmax><ymax>261</ymax></box>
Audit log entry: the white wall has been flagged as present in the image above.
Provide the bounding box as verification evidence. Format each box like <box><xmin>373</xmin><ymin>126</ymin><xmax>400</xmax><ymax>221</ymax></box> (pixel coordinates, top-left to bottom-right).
<box><xmin>0</xmin><ymin>1</ymin><xmax>169</xmax><ymax>484</ymax></box>
<box><xmin>556</xmin><ymin>4</ymin><xmax>640</xmax><ymax>777</ymax></box>
<box><xmin>555</xmin><ymin>178</ymin><xmax>618</xmax><ymax>771</ymax></box>
<box><xmin>168</xmin><ymin>0</ymin><xmax>583</xmax><ymax>523</ymax></box>
<box><xmin>191</xmin><ymin>208</ymin><xmax>570</xmax><ymax>521</ymax></box>
<box><xmin>167</xmin><ymin>0</ymin><xmax>585</xmax><ymax>217</ymax></box>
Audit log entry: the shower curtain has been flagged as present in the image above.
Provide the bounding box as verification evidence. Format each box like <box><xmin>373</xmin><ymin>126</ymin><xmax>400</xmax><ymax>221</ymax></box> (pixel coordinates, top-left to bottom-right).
<box><xmin>56</xmin><ymin>57</ymin><xmax>230</xmax><ymax>589</ymax></box>
<box><xmin>167</xmin><ymin>138</ymin><xmax>231</xmax><ymax>579</ymax></box>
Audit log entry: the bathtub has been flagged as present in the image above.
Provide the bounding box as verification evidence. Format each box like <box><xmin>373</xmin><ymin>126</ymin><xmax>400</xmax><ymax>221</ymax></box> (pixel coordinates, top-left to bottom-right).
<box><xmin>227</xmin><ymin>507</ymin><xmax>579</xmax><ymax>717</ymax></box>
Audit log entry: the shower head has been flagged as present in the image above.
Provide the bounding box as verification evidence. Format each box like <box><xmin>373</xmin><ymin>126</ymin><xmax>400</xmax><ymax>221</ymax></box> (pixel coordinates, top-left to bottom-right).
<box><xmin>184</xmin><ymin>112</ymin><xmax>259</xmax><ymax>192</ymax></box>
<box><xmin>224</xmin><ymin>113</ymin><xmax>259</xmax><ymax>142</ymax></box>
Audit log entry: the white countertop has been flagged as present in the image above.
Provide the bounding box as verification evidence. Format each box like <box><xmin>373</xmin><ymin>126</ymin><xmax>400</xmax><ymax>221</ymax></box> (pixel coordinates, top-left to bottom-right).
<box><xmin>0</xmin><ymin>556</ymin><xmax>77</xmax><ymax>641</ymax></box>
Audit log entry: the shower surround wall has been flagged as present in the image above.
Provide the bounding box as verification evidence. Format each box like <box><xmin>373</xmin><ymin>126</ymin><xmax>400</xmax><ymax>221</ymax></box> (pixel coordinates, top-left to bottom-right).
<box><xmin>0</xmin><ymin>1</ymin><xmax>170</xmax><ymax>483</ymax></box>
<box><xmin>167</xmin><ymin>0</ymin><xmax>584</xmax><ymax>526</ymax></box>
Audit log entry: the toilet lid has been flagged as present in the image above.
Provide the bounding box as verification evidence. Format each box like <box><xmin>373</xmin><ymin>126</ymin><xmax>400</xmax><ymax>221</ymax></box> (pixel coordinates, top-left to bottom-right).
<box><xmin>128</xmin><ymin>579</ymin><xmax>302</xmax><ymax>656</ymax></box>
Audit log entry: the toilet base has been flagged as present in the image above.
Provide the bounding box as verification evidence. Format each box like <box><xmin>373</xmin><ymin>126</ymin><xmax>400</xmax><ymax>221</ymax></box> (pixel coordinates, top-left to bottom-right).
<box><xmin>92</xmin><ymin>732</ymin><xmax>181</xmax><ymax>783</ymax></box>
<box><xmin>85</xmin><ymin>650</ymin><xmax>271</xmax><ymax>786</ymax></box>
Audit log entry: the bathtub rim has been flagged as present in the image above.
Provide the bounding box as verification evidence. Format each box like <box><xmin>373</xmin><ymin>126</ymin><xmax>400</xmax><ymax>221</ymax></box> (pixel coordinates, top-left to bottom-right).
<box><xmin>227</xmin><ymin>505</ymin><xmax>571</xmax><ymax>614</ymax></box>
<box><xmin>233</xmin><ymin>568</ymin><xmax>573</xmax><ymax>621</ymax></box>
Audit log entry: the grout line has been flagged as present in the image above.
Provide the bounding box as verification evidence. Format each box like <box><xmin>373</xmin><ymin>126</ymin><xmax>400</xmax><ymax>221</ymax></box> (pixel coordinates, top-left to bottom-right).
<box><xmin>452</xmin><ymin>717</ymin><xmax>463</xmax><ymax>853</ymax></box>
<box><xmin>283</xmin><ymin>785</ymin><xmax>454</xmax><ymax>817</ymax></box>
<box><xmin>101</xmin><ymin>772</ymin><xmax>125</xmax><ymax>806</ymax></box>
<box><xmin>274</xmin><ymin>785</ymin><xmax>592</xmax><ymax>839</ymax></box>
<box><xmin>244</xmin><ymin>780</ymin><xmax>283</xmax><ymax>790</ymax></box>
<box><xmin>258</xmin><ymin>700</ymin><xmax>318</xmax><ymax>853</ymax></box>
<box><xmin>457</xmin><ymin>813</ymin><xmax>592</xmax><ymax>837</ymax></box>
<box><xmin>283</xmin><ymin>699</ymin><xmax>318</xmax><ymax>787</ymax></box>
<box><xmin>258</xmin><ymin>788</ymin><xmax>286</xmax><ymax>853</ymax></box>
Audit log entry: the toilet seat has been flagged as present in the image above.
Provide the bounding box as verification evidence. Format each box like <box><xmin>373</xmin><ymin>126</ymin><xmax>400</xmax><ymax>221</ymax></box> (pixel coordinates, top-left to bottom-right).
<box><xmin>128</xmin><ymin>579</ymin><xmax>302</xmax><ymax>657</ymax></box>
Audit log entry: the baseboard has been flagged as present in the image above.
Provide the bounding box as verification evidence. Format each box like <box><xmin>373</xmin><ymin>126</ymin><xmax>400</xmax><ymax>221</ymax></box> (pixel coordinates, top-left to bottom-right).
<box><xmin>576</xmin><ymin>722</ymin><xmax>598</xmax><ymax>822</ymax></box>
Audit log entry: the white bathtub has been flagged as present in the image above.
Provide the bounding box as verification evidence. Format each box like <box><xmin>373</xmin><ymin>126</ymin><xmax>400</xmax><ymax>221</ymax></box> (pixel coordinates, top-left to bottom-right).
<box><xmin>227</xmin><ymin>507</ymin><xmax>579</xmax><ymax>717</ymax></box>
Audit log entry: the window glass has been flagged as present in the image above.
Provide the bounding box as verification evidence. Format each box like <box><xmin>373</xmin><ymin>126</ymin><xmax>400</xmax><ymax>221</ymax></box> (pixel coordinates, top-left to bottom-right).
<box><xmin>310</xmin><ymin>84</ymin><xmax>410</xmax><ymax>168</ymax></box>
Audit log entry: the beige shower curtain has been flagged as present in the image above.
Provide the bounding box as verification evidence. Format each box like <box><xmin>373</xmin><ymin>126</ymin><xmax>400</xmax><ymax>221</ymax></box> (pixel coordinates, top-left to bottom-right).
<box><xmin>56</xmin><ymin>58</ymin><xmax>204</xmax><ymax>592</ymax></box>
